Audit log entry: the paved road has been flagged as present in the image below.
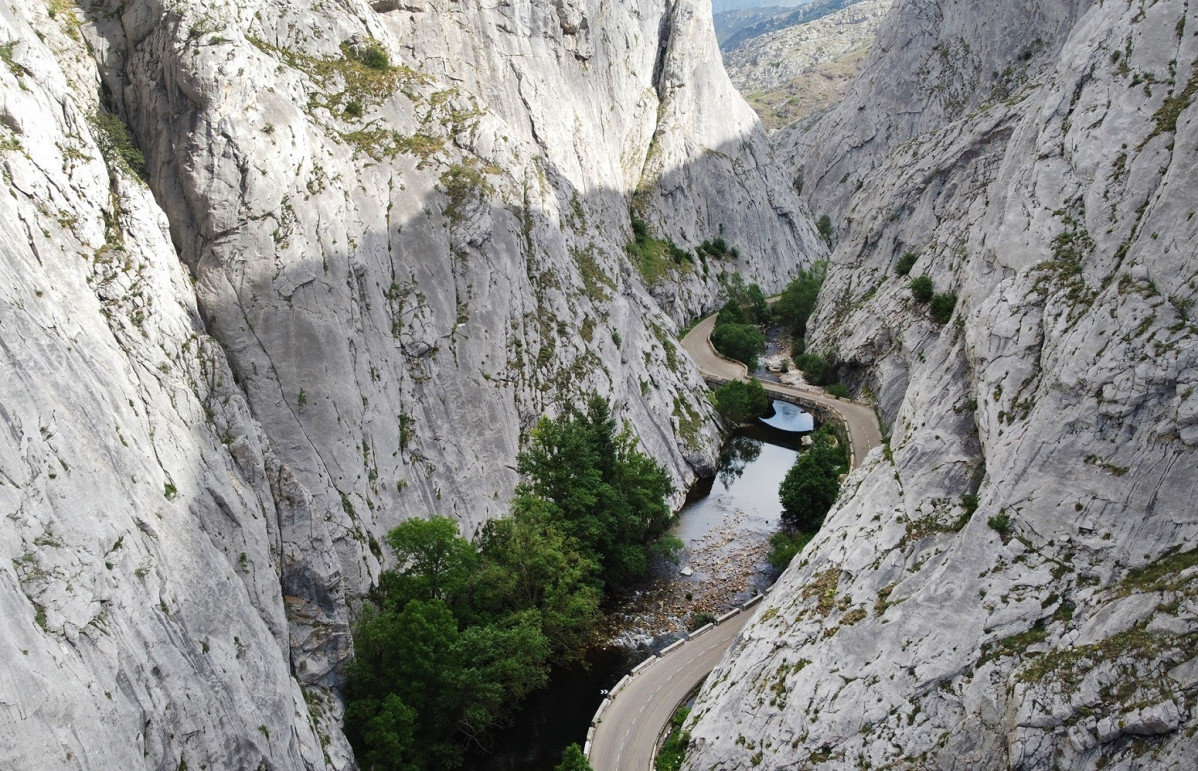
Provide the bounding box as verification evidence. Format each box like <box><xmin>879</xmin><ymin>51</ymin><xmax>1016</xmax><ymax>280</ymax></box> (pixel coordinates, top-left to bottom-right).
<box><xmin>681</xmin><ymin>314</ymin><xmax>882</xmax><ymax>467</ymax></box>
<box><xmin>588</xmin><ymin>613</ymin><xmax>751</xmax><ymax>771</ymax></box>
<box><xmin>586</xmin><ymin>313</ymin><xmax>882</xmax><ymax>770</ymax></box>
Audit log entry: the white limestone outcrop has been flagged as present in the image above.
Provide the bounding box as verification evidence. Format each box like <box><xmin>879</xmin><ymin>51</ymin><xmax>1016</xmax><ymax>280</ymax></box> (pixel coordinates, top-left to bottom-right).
<box><xmin>0</xmin><ymin>0</ymin><xmax>817</xmax><ymax>767</ymax></box>
<box><xmin>687</xmin><ymin>0</ymin><xmax>1198</xmax><ymax>767</ymax></box>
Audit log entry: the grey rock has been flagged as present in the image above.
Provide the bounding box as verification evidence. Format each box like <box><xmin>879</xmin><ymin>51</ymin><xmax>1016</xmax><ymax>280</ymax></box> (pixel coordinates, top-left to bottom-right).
<box><xmin>0</xmin><ymin>0</ymin><xmax>817</xmax><ymax>766</ymax></box>
<box><xmin>686</xmin><ymin>0</ymin><xmax>1198</xmax><ymax>768</ymax></box>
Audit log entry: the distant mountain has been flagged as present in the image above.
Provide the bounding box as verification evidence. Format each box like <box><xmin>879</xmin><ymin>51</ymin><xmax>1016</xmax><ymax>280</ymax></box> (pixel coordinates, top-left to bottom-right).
<box><xmin>715</xmin><ymin>0</ymin><xmax>870</xmax><ymax>51</ymax></box>
<box><xmin>722</xmin><ymin>0</ymin><xmax>891</xmax><ymax>130</ymax></box>
<box><xmin>711</xmin><ymin>0</ymin><xmax>811</xmax><ymax>13</ymax></box>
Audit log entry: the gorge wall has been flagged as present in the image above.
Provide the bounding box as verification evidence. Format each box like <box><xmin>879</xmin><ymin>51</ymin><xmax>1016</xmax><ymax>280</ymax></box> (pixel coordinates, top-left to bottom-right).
<box><xmin>0</xmin><ymin>0</ymin><xmax>821</xmax><ymax>767</ymax></box>
<box><xmin>686</xmin><ymin>0</ymin><xmax>1198</xmax><ymax>768</ymax></box>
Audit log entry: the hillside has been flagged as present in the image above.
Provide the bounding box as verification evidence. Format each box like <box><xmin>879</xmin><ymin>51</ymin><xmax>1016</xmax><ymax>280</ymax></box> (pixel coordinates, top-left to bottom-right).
<box><xmin>0</xmin><ymin>0</ymin><xmax>821</xmax><ymax>766</ymax></box>
<box><xmin>686</xmin><ymin>0</ymin><xmax>1198</xmax><ymax>767</ymax></box>
<box><xmin>722</xmin><ymin>0</ymin><xmax>892</xmax><ymax>130</ymax></box>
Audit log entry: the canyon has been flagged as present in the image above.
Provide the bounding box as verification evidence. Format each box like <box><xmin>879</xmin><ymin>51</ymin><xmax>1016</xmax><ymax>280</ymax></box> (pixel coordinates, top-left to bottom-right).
<box><xmin>1</xmin><ymin>0</ymin><xmax>1195</xmax><ymax>769</ymax></box>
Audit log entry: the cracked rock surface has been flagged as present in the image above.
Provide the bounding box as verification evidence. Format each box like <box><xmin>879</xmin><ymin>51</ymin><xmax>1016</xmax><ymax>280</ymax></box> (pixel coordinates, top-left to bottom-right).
<box><xmin>686</xmin><ymin>0</ymin><xmax>1198</xmax><ymax>768</ymax></box>
<box><xmin>0</xmin><ymin>0</ymin><xmax>818</xmax><ymax>767</ymax></box>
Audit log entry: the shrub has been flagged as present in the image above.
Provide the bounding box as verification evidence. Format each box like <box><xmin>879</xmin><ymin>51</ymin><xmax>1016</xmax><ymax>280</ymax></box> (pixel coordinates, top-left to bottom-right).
<box><xmin>343</xmin><ymin>100</ymin><xmax>363</xmax><ymax>118</ymax></box>
<box><xmin>826</xmin><ymin>383</ymin><xmax>850</xmax><ymax>399</ymax></box>
<box><xmin>895</xmin><ymin>251</ymin><xmax>919</xmax><ymax>276</ymax></box>
<box><xmin>930</xmin><ymin>292</ymin><xmax>957</xmax><ymax>324</ymax></box>
<box><xmin>816</xmin><ymin>214</ymin><xmax>834</xmax><ymax>245</ymax></box>
<box><xmin>714</xmin><ymin>379</ymin><xmax>769</xmax><ymax>425</ymax></box>
<box><xmin>690</xmin><ymin>613</ymin><xmax>716</xmax><ymax>631</ymax></box>
<box><xmin>655</xmin><ymin>705</ymin><xmax>691</xmax><ymax>771</ymax></box>
<box><xmin>988</xmin><ymin>512</ymin><xmax>1011</xmax><ymax>535</ymax></box>
<box><xmin>556</xmin><ymin>744</ymin><xmax>593</xmax><ymax>771</ymax></box>
<box><xmin>793</xmin><ymin>352</ymin><xmax>837</xmax><ymax>386</ymax></box>
<box><xmin>909</xmin><ymin>275</ymin><xmax>934</xmax><ymax>303</ymax></box>
<box><xmin>711</xmin><ymin>323</ymin><xmax>765</xmax><ymax>371</ymax></box>
<box><xmin>768</xmin><ymin>530</ymin><xmax>812</xmax><ymax>570</ymax></box>
<box><xmin>780</xmin><ymin>426</ymin><xmax>847</xmax><ymax>531</ymax></box>
<box><xmin>354</xmin><ymin>41</ymin><xmax>390</xmax><ymax>70</ymax></box>
<box><xmin>91</xmin><ymin>108</ymin><xmax>147</xmax><ymax>180</ymax></box>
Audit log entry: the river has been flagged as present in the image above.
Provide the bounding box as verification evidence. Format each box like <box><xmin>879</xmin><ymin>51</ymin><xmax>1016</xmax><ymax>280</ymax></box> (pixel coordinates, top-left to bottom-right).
<box><xmin>464</xmin><ymin>400</ymin><xmax>811</xmax><ymax>770</ymax></box>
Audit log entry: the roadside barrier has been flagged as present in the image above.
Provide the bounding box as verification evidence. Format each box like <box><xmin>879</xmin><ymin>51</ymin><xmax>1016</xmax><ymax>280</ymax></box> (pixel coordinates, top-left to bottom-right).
<box><xmin>584</xmin><ymin>588</ymin><xmax>770</xmax><ymax>764</ymax></box>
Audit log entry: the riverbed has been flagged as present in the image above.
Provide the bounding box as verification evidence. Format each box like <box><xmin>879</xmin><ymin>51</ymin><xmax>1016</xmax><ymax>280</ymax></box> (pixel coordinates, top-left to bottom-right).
<box><xmin>465</xmin><ymin>401</ymin><xmax>810</xmax><ymax>769</ymax></box>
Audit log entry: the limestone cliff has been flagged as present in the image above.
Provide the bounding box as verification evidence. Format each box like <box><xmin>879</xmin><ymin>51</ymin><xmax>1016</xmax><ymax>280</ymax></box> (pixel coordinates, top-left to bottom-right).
<box><xmin>0</xmin><ymin>0</ymin><xmax>816</xmax><ymax>767</ymax></box>
<box><xmin>687</xmin><ymin>0</ymin><xmax>1198</xmax><ymax>768</ymax></box>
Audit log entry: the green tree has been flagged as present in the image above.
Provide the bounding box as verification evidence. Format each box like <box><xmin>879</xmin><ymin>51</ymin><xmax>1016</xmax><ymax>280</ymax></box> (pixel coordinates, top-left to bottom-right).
<box><xmin>382</xmin><ymin>516</ymin><xmax>478</xmax><ymax>606</ymax></box>
<box><xmin>910</xmin><ymin>275</ymin><xmax>934</xmax><ymax>303</ymax></box>
<box><xmin>346</xmin><ymin>597</ymin><xmax>552</xmax><ymax>769</ymax></box>
<box><xmin>472</xmin><ymin>512</ymin><xmax>602</xmax><ymax>662</ymax></box>
<box><xmin>779</xmin><ymin>426</ymin><xmax>847</xmax><ymax>532</ymax></box>
<box><xmin>345</xmin><ymin>598</ymin><xmax>465</xmax><ymax>769</ymax></box>
<box><xmin>719</xmin><ymin>272</ymin><xmax>771</xmax><ymax>325</ymax></box>
<box><xmin>516</xmin><ymin>396</ymin><xmax>674</xmax><ymax>588</ymax></box>
<box><xmin>713</xmin><ymin>378</ymin><xmax>769</xmax><ymax>425</ymax></box>
<box><xmin>773</xmin><ymin>261</ymin><xmax>827</xmax><ymax>340</ymax></box>
<box><xmin>346</xmin><ymin>398</ymin><xmax>676</xmax><ymax>769</ymax></box>
<box><xmin>556</xmin><ymin>743</ymin><xmax>594</xmax><ymax>771</ymax></box>
<box><xmin>793</xmin><ymin>352</ymin><xmax>837</xmax><ymax>386</ymax></box>
<box><xmin>710</xmin><ymin>323</ymin><xmax>766</xmax><ymax>370</ymax></box>
<box><xmin>449</xmin><ymin>612</ymin><xmax>550</xmax><ymax>742</ymax></box>
<box><xmin>344</xmin><ymin>693</ymin><xmax>418</xmax><ymax>771</ymax></box>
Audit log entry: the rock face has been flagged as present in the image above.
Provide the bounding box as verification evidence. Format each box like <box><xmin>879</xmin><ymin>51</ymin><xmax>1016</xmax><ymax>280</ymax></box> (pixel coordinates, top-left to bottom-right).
<box><xmin>686</xmin><ymin>0</ymin><xmax>1198</xmax><ymax>768</ymax></box>
<box><xmin>0</xmin><ymin>0</ymin><xmax>818</xmax><ymax>767</ymax></box>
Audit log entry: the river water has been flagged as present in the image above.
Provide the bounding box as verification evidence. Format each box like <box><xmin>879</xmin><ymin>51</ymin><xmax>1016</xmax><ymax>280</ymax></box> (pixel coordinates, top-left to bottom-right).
<box><xmin>465</xmin><ymin>401</ymin><xmax>810</xmax><ymax>770</ymax></box>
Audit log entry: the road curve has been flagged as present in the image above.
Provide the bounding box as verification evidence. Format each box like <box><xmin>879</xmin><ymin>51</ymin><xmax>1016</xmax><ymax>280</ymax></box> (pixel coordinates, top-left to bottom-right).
<box><xmin>588</xmin><ymin>614</ymin><xmax>751</xmax><ymax>771</ymax></box>
<box><xmin>586</xmin><ymin>313</ymin><xmax>882</xmax><ymax>769</ymax></box>
<box><xmin>681</xmin><ymin>313</ymin><xmax>882</xmax><ymax>466</ymax></box>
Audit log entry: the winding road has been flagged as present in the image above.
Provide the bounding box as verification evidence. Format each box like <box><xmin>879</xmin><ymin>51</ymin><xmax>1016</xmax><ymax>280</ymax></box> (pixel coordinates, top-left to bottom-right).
<box><xmin>682</xmin><ymin>314</ymin><xmax>883</xmax><ymax>466</ymax></box>
<box><xmin>585</xmin><ymin>312</ymin><xmax>882</xmax><ymax>770</ymax></box>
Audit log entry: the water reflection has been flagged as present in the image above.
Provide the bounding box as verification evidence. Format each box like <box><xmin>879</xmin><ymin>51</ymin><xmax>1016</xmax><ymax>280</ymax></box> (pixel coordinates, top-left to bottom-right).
<box><xmin>717</xmin><ymin>434</ymin><xmax>762</xmax><ymax>487</ymax></box>
<box><xmin>760</xmin><ymin>400</ymin><xmax>814</xmax><ymax>432</ymax></box>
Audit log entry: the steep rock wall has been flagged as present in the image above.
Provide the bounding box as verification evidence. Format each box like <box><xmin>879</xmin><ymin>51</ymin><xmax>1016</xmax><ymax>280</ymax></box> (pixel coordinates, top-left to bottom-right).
<box><xmin>686</xmin><ymin>0</ymin><xmax>1198</xmax><ymax>768</ymax></box>
<box><xmin>0</xmin><ymin>0</ymin><xmax>816</xmax><ymax>767</ymax></box>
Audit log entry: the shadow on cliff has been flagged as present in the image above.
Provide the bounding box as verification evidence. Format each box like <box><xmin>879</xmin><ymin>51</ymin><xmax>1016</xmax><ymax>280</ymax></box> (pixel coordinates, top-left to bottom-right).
<box><xmin>76</xmin><ymin>3</ymin><xmax>821</xmax><ymax>761</ymax></box>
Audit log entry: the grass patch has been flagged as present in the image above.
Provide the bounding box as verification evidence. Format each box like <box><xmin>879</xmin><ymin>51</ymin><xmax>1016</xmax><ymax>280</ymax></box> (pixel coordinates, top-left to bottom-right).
<box><xmin>90</xmin><ymin>109</ymin><xmax>147</xmax><ymax>181</ymax></box>
<box><xmin>440</xmin><ymin>161</ymin><xmax>493</xmax><ymax>225</ymax></box>
<box><xmin>1120</xmin><ymin>547</ymin><xmax>1198</xmax><ymax>594</ymax></box>
<box><xmin>655</xmin><ymin>705</ymin><xmax>691</xmax><ymax>771</ymax></box>
<box><xmin>1148</xmin><ymin>65</ymin><xmax>1198</xmax><ymax>142</ymax></box>
<box><xmin>627</xmin><ymin>216</ymin><xmax>691</xmax><ymax>284</ymax></box>
<box><xmin>572</xmin><ymin>244</ymin><xmax>614</xmax><ymax>302</ymax></box>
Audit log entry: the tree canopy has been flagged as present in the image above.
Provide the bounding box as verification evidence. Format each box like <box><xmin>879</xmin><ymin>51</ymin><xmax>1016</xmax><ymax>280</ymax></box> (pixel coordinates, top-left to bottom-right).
<box><xmin>779</xmin><ymin>426</ymin><xmax>848</xmax><ymax>532</ymax></box>
<box><xmin>773</xmin><ymin>260</ymin><xmax>827</xmax><ymax>342</ymax></box>
<box><xmin>713</xmin><ymin>378</ymin><xmax>770</xmax><ymax>425</ymax></box>
<box><xmin>346</xmin><ymin>397</ymin><xmax>675</xmax><ymax>768</ymax></box>
<box><xmin>516</xmin><ymin>395</ymin><xmax>674</xmax><ymax>588</ymax></box>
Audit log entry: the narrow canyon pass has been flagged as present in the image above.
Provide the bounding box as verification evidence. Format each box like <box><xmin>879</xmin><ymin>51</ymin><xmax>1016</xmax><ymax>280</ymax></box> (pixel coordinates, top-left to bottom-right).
<box><xmin>0</xmin><ymin>0</ymin><xmax>1195</xmax><ymax>769</ymax></box>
